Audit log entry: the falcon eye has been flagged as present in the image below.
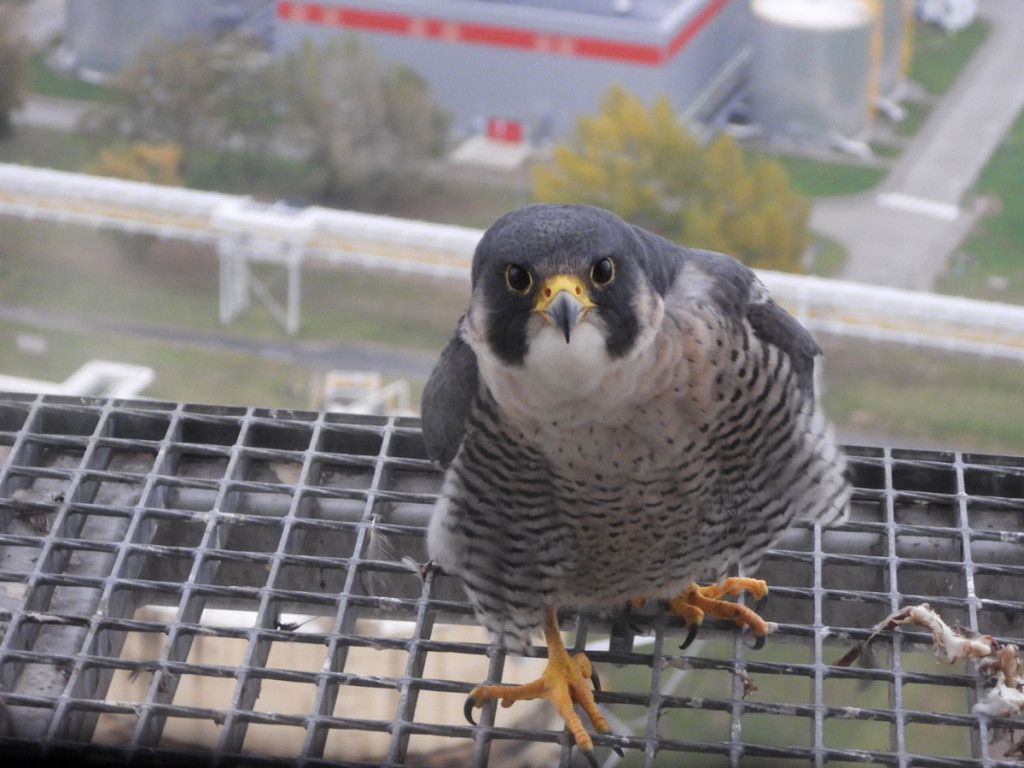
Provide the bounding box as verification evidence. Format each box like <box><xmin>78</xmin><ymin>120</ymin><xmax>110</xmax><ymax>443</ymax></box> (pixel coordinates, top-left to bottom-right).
<box><xmin>590</xmin><ymin>257</ymin><xmax>615</xmax><ymax>287</ymax></box>
<box><xmin>504</xmin><ymin>264</ymin><xmax>533</xmax><ymax>294</ymax></box>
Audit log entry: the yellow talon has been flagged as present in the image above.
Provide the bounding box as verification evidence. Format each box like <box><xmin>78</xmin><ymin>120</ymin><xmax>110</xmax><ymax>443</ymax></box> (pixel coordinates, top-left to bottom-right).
<box><xmin>464</xmin><ymin>607</ymin><xmax>610</xmax><ymax>759</ymax></box>
<box><xmin>669</xmin><ymin>578</ymin><xmax>770</xmax><ymax>647</ymax></box>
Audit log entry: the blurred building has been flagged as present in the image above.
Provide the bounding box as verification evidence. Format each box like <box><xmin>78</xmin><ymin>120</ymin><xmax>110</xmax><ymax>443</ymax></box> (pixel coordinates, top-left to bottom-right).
<box><xmin>742</xmin><ymin>0</ymin><xmax>915</xmax><ymax>154</ymax></box>
<box><xmin>750</xmin><ymin>0</ymin><xmax>880</xmax><ymax>154</ymax></box>
<box><xmin>60</xmin><ymin>0</ymin><xmax>919</xmax><ymax>152</ymax></box>
<box><xmin>273</xmin><ymin>0</ymin><xmax>752</xmax><ymax>145</ymax></box>
<box><xmin>62</xmin><ymin>0</ymin><xmax>213</xmax><ymax>79</ymax></box>
<box><xmin>61</xmin><ymin>0</ymin><xmax>273</xmax><ymax>80</ymax></box>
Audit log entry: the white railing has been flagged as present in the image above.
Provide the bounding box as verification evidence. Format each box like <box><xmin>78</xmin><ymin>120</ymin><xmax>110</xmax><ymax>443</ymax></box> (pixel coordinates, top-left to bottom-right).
<box><xmin>2</xmin><ymin>163</ymin><xmax>1024</xmax><ymax>361</ymax></box>
<box><xmin>0</xmin><ymin>360</ymin><xmax>154</xmax><ymax>398</ymax></box>
<box><xmin>0</xmin><ymin>163</ymin><xmax>477</xmax><ymax>275</ymax></box>
<box><xmin>761</xmin><ymin>271</ymin><xmax>1024</xmax><ymax>361</ymax></box>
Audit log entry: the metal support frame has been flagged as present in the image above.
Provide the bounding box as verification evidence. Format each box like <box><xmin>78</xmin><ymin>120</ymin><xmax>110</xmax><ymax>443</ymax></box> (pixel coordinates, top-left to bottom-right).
<box><xmin>218</xmin><ymin>235</ymin><xmax>304</xmax><ymax>335</ymax></box>
<box><xmin>1</xmin><ymin>394</ymin><xmax>1023</xmax><ymax>767</ymax></box>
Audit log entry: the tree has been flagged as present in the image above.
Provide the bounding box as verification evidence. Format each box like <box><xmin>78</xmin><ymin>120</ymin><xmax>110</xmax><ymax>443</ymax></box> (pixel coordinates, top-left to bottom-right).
<box><xmin>80</xmin><ymin>34</ymin><xmax>278</xmax><ymax>181</ymax></box>
<box><xmin>83</xmin><ymin>33</ymin><xmax>450</xmax><ymax>206</ymax></box>
<box><xmin>86</xmin><ymin>141</ymin><xmax>184</xmax><ymax>186</ymax></box>
<box><xmin>83</xmin><ymin>37</ymin><xmax>221</xmax><ymax>161</ymax></box>
<box><xmin>533</xmin><ymin>85</ymin><xmax>810</xmax><ymax>272</ymax></box>
<box><xmin>274</xmin><ymin>36</ymin><xmax>450</xmax><ymax>206</ymax></box>
<box><xmin>0</xmin><ymin>6</ymin><xmax>28</xmax><ymax>138</ymax></box>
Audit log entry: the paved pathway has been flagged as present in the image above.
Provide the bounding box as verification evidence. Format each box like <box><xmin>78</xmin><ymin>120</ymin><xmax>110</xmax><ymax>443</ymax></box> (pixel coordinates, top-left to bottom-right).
<box><xmin>811</xmin><ymin>0</ymin><xmax>1024</xmax><ymax>290</ymax></box>
<box><xmin>13</xmin><ymin>96</ymin><xmax>90</xmax><ymax>133</ymax></box>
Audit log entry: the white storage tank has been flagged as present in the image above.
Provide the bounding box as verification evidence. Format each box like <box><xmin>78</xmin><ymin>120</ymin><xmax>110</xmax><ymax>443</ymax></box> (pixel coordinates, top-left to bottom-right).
<box><xmin>63</xmin><ymin>0</ymin><xmax>213</xmax><ymax>79</ymax></box>
<box><xmin>750</xmin><ymin>0</ymin><xmax>877</xmax><ymax>149</ymax></box>
<box><xmin>877</xmin><ymin>0</ymin><xmax>913</xmax><ymax>109</ymax></box>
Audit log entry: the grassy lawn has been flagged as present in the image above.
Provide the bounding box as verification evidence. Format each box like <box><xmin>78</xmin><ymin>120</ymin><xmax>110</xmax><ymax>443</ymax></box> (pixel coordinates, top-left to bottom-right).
<box><xmin>893</xmin><ymin>100</ymin><xmax>931</xmax><ymax>138</ymax></box>
<box><xmin>910</xmin><ymin>17</ymin><xmax>991</xmax><ymax>96</ymax></box>
<box><xmin>0</xmin><ymin>125</ymin><xmax>96</xmax><ymax>169</ymax></box>
<box><xmin>820</xmin><ymin>335</ymin><xmax>1024</xmax><ymax>454</ymax></box>
<box><xmin>183</xmin><ymin>150</ymin><xmax>313</xmax><ymax>201</ymax></box>
<box><xmin>27</xmin><ymin>49</ymin><xmax>110</xmax><ymax>101</ymax></box>
<box><xmin>0</xmin><ymin>216</ymin><xmax>464</xmax><ymax>411</ymax></box>
<box><xmin>934</xmin><ymin>101</ymin><xmax>1024</xmax><ymax>304</ymax></box>
<box><xmin>0</xmin><ymin>218</ymin><xmax>466</xmax><ymax>351</ymax></box>
<box><xmin>805</xmin><ymin>233</ymin><xmax>846</xmax><ymax>278</ymax></box>
<box><xmin>775</xmin><ymin>156</ymin><xmax>887</xmax><ymax>198</ymax></box>
<box><xmin>603</xmin><ymin>637</ymin><xmax>978</xmax><ymax>766</ymax></box>
<box><xmin>0</xmin><ymin>318</ymin><xmax>315</xmax><ymax>409</ymax></box>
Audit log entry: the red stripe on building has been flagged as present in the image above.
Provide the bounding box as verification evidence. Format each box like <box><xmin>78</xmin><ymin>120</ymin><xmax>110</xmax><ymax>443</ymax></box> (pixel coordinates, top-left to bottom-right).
<box><xmin>420</xmin><ymin>18</ymin><xmax>446</xmax><ymax>38</ymax></box>
<box><xmin>302</xmin><ymin>2</ymin><xmax>327</xmax><ymax>23</ymax></box>
<box><xmin>667</xmin><ymin>0</ymin><xmax>732</xmax><ymax>57</ymax></box>
<box><xmin>277</xmin><ymin>1</ymin><xmax>731</xmax><ymax>66</ymax></box>
<box><xmin>573</xmin><ymin>35</ymin><xmax>662</xmax><ymax>65</ymax></box>
<box><xmin>457</xmin><ymin>22</ymin><xmax>538</xmax><ymax>49</ymax></box>
<box><xmin>338</xmin><ymin>8</ymin><xmax>410</xmax><ymax>34</ymax></box>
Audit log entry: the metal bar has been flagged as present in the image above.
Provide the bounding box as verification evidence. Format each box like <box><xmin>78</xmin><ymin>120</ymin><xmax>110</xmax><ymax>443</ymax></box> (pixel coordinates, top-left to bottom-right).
<box><xmin>46</xmin><ymin>405</ymin><xmax>179</xmax><ymax>744</ymax></box>
<box><xmin>1</xmin><ymin>396</ymin><xmax>1023</xmax><ymax>767</ymax></box>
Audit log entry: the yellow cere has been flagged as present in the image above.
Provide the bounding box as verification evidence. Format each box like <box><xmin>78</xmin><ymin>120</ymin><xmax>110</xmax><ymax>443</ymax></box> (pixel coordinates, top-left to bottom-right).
<box><xmin>533</xmin><ymin>274</ymin><xmax>596</xmax><ymax>312</ymax></box>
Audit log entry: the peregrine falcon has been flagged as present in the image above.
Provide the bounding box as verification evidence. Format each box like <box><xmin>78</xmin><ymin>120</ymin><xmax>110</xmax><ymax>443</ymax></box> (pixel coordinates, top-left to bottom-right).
<box><xmin>422</xmin><ymin>203</ymin><xmax>850</xmax><ymax>758</ymax></box>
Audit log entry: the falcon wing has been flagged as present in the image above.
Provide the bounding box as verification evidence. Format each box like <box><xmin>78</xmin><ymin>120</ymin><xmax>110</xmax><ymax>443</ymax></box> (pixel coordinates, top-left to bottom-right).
<box><xmin>421</xmin><ymin>317</ymin><xmax>478</xmax><ymax>467</ymax></box>
<box><xmin>745</xmin><ymin>291</ymin><xmax>821</xmax><ymax>397</ymax></box>
<box><xmin>661</xmin><ymin>240</ymin><xmax>822</xmax><ymax>398</ymax></box>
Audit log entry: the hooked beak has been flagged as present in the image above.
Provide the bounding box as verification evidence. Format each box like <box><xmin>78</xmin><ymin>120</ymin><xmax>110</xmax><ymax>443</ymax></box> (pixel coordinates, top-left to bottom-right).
<box><xmin>533</xmin><ymin>275</ymin><xmax>595</xmax><ymax>343</ymax></box>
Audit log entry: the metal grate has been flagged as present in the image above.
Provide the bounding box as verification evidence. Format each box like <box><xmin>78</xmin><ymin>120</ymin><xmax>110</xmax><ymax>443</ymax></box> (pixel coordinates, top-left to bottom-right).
<box><xmin>1</xmin><ymin>393</ymin><xmax>1023</xmax><ymax>767</ymax></box>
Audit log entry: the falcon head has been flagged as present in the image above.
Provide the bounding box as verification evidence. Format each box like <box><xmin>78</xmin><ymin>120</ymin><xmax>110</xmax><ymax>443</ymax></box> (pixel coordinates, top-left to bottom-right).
<box><xmin>463</xmin><ymin>204</ymin><xmax>677</xmax><ymax>408</ymax></box>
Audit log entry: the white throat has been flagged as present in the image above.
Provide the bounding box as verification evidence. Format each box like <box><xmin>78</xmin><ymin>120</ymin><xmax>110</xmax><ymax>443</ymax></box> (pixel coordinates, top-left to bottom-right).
<box><xmin>524</xmin><ymin>322</ymin><xmax>610</xmax><ymax>397</ymax></box>
<box><xmin>471</xmin><ymin>318</ymin><xmax>666</xmax><ymax>431</ymax></box>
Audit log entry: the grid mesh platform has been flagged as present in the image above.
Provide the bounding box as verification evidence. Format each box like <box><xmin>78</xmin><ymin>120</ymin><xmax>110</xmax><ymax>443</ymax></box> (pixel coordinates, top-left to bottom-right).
<box><xmin>1</xmin><ymin>393</ymin><xmax>1023</xmax><ymax>767</ymax></box>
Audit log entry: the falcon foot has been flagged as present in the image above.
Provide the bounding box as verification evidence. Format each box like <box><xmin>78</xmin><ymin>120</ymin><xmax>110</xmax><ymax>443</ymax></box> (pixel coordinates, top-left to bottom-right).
<box><xmin>464</xmin><ymin>607</ymin><xmax>612</xmax><ymax>766</ymax></box>
<box><xmin>670</xmin><ymin>578</ymin><xmax>771</xmax><ymax>650</ymax></box>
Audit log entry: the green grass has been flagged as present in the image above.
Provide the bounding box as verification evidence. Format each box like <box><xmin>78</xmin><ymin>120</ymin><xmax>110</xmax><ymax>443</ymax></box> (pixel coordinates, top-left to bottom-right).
<box><xmin>0</xmin><ymin>125</ymin><xmax>96</xmax><ymax>169</ymax></box>
<box><xmin>893</xmin><ymin>100</ymin><xmax>931</xmax><ymax>138</ymax></box>
<box><xmin>774</xmin><ymin>155</ymin><xmax>887</xmax><ymax>197</ymax></box>
<box><xmin>820</xmin><ymin>335</ymin><xmax>1024</xmax><ymax>454</ymax></box>
<box><xmin>385</xmin><ymin>174</ymin><xmax>530</xmax><ymax>229</ymax></box>
<box><xmin>869</xmin><ymin>142</ymin><xmax>902</xmax><ymax>160</ymax></box>
<box><xmin>0</xmin><ymin>122</ymin><xmax>521</xmax><ymax>233</ymax></box>
<box><xmin>910</xmin><ymin>18</ymin><xmax>991</xmax><ymax>96</ymax></box>
<box><xmin>27</xmin><ymin>49</ymin><xmax>110</xmax><ymax>101</ymax></box>
<box><xmin>601</xmin><ymin>637</ymin><xmax>977</xmax><ymax>766</ymax></box>
<box><xmin>935</xmin><ymin>100</ymin><xmax>1024</xmax><ymax>304</ymax></box>
<box><xmin>0</xmin><ymin>219</ymin><xmax>466</xmax><ymax>351</ymax></box>
<box><xmin>805</xmin><ymin>233</ymin><xmax>846</xmax><ymax>278</ymax></box>
<box><xmin>183</xmin><ymin>148</ymin><xmax>315</xmax><ymax>201</ymax></box>
<box><xmin>0</xmin><ymin>317</ymin><xmax>315</xmax><ymax>409</ymax></box>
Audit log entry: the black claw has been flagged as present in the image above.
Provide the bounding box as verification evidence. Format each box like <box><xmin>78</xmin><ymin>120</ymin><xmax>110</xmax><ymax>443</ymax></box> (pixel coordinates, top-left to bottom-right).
<box><xmin>753</xmin><ymin>591</ymin><xmax>769</xmax><ymax>613</ymax></box>
<box><xmin>590</xmin><ymin>668</ymin><xmax>602</xmax><ymax>693</ymax></box>
<box><xmin>463</xmin><ymin>695</ymin><xmax>478</xmax><ymax>726</ymax></box>
<box><xmin>581</xmin><ymin>747</ymin><xmax>600</xmax><ymax>768</ymax></box>
<box><xmin>613</xmin><ymin>744</ymin><xmax>625</xmax><ymax>758</ymax></box>
<box><xmin>745</xmin><ymin>632</ymin><xmax>767</xmax><ymax>651</ymax></box>
<box><xmin>680</xmin><ymin>622</ymin><xmax>700</xmax><ymax>650</ymax></box>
